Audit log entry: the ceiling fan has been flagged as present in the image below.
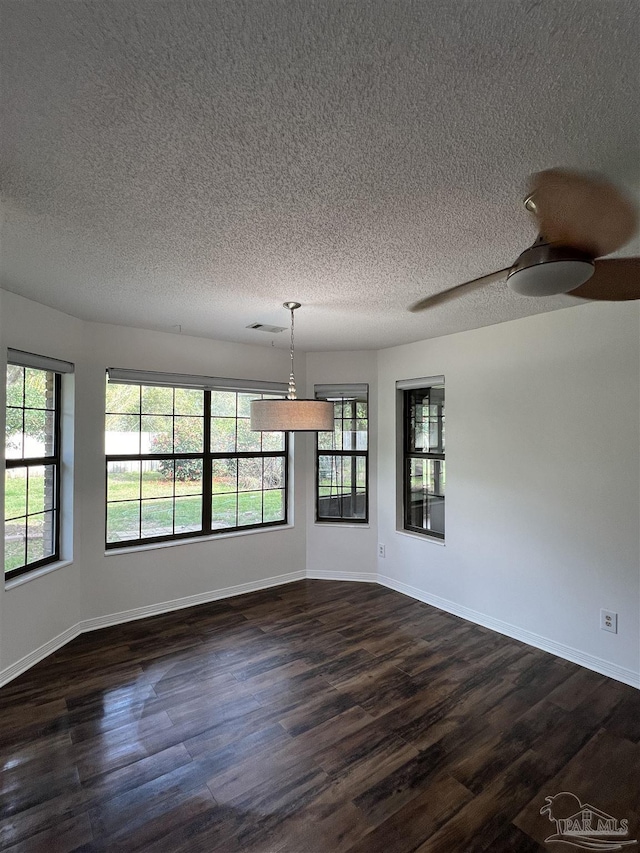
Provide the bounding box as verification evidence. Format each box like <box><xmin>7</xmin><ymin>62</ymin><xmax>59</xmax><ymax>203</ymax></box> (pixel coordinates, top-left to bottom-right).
<box><xmin>410</xmin><ymin>169</ymin><xmax>640</xmax><ymax>312</ymax></box>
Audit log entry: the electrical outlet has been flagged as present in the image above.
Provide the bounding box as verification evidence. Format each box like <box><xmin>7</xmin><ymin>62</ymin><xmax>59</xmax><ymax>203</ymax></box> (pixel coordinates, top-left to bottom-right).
<box><xmin>378</xmin><ymin>544</ymin><xmax>386</xmax><ymax>558</ymax></box>
<box><xmin>600</xmin><ymin>610</ymin><xmax>618</xmax><ymax>634</ymax></box>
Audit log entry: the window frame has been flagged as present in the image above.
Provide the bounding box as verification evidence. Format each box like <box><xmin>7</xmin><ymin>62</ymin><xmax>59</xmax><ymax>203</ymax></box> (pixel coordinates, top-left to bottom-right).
<box><xmin>5</xmin><ymin>367</ymin><xmax>63</xmax><ymax>580</ymax></box>
<box><xmin>105</xmin><ymin>384</ymin><xmax>289</xmax><ymax>549</ymax></box>
<box><xmin>314</xmin><ymin>385</ymin><xmax>369</xmax><ymax>524</ymax></box>
<box><xmin>402</xmin><ymin>384</ymin><xmax>445</xmax><ymax>540</ymax></box>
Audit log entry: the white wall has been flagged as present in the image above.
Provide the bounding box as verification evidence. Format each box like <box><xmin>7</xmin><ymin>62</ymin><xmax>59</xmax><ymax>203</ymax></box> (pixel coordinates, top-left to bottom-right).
<box><xmin>377</xmin><ymin>301</ymin><xmax>640</xmax><ymax>685</ymax></box>
<box><xmin>305</xmin><ymin>350</ymin><xmax>378</xmax><ymax>580</ymax></box>
<box><xmin>2</xmin><ymin>289</ymin><xmax>639</xmax><ymax>689</ymax></box>
<box><xmin>0</xmin><ymin>291</ymin><xmax>309</xmax><ymax>679</ymax></box>
<box><xmin>0</xmin><ymin>291</ymin><xmax>84</xmax><ymax>672</ymax></box>
<box><xmin>78</xmin><ymin>321</ymin><xmax>308</xmax><ymax>621</ymax></box>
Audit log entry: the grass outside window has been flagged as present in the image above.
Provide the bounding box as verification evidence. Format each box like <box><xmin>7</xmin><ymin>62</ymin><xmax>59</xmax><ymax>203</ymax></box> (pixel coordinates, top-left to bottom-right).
<box><xmin>105</xmin><ymin>382</ymin><xmax>288</xmax><ymax>547</ymax></box>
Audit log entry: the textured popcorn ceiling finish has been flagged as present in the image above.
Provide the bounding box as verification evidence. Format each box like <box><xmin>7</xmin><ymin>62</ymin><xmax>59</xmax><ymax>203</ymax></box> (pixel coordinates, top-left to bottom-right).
<box><xmin>1</xmin><ymin>1</ymin><xmax>639</xmax><ymax>350</ymax></box>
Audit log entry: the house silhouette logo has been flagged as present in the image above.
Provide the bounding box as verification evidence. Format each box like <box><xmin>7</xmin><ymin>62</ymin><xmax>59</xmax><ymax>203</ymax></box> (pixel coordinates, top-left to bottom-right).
<box><xmin>541</xmin><ymin>792</ymin><xmax>637</xmax><ymax>850</ymax></box>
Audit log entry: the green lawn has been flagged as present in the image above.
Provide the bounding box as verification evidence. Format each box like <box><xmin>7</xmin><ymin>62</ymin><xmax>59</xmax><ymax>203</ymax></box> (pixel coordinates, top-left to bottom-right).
<box><xmin>105</xmin><ymin>471</ymin><xmax>284</xmax><ymax>540</ymax></box>
<box><xmin>106</xmin><ymin>487</ymin><xmax>284</xmax><ymax>542</ymax></box>
<box><xmin>4</xmin><ymin>473</ymin><xmax>53</xmax><ymax>573</ymax></box>
<box><xmin>4</xmin><ymin>471</ymin><xmax>48</xmax><ymax>519</ymax></box>
<box><xmin>6</xmin><ymin>470</ymin><xmax>285</xmax><ymax>549</ymax></box>
<box><xmin>107</xmin><ymin>470</ymin><xmax>204</xmax><ymax>501</ymax></box>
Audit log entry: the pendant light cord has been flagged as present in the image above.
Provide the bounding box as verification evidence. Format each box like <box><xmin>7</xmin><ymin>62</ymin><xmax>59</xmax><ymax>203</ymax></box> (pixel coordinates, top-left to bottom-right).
<box><xmin>288</xmin><ymin>305</ymin><xmax>297</xmax><ymax>400</ymax></box>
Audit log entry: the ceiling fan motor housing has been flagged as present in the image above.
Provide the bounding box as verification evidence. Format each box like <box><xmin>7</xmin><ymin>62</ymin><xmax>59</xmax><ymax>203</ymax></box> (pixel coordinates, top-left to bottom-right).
<box><xmin>507</xmin><ymin>241</ymin><xmax>595</xmax><ymax>297</ymax></box>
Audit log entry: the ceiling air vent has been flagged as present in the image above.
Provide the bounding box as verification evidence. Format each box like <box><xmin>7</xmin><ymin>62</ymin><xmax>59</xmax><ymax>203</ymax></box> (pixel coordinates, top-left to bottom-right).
<box><xmin>246</xmin><ymin>323</ymin><xmax>286</xmax><ymax>334</ymax></box>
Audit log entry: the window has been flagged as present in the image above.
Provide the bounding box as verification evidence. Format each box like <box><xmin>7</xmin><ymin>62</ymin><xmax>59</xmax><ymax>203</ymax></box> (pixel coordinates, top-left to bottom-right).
<box><xmin>315</xmin><ymin>384</ymin><xmax>368</xmax><ymax>523</ymax></box>
<box><xmin>105</xmin><ymin>372</ymin><xmax>288</xmax><ymax>547</ymax></box>
<box><xmin>403</xmin><ymin>382</ymin><xmax>445</xmax><ymax>539</ymax></box>
<box><xmin>4</xmin><ymin>350</ymin><xmax>73</xmax><ymax>579</ymax></box>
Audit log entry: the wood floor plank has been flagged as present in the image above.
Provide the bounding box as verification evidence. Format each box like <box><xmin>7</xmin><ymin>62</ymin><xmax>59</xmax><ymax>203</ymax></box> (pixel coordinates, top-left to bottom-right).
<box><xmin>81</xmin><ymin>743</ymin><xmax>195</xmax><ymax>805</ymax></box>
<box><xmin>317</xmin><ymin>729</ymin><xmax>421</xmax><ymax>805</ymax></box>
<box><xmin>0</xmin><ymin>762</ymin><xmax>81</xmax><ymax>822</ymax></box>
<box><xmin>545</xmin><ymin>666</ymin><xmax>607</xmax><ymax>711</ymax></box>
<box><xmin>345</xmin><ymin>773</ymin><xmax>474</xmax><ymax>853</ymax></box>
<box><xmin>94</xmin><ymin>786</ymin><xmax>217</xmax><ymax>852</ymax></box>
<box><xmin>86</xmin><ymin>754</ymin><xmax>221</xmax><ymax>840</ymax></box>
<box><xmin>414</xmin><ymin>749</ymin><xmax>557</xmax><ymax>852</ymax></box>
<box><xmin>276</xmin><ymin>684</ymin><xmax>360</xmax><ymax>736</ymax></box>
<box><xmin>0</xmin><ymin>786</ymin><xmax>89</xmax><ymax>848</ymax></box>
<box><xmin>0</xmin><ymin>745</ymin><xmax>193</xmax><ymax>849</ymax></box>
<box><xmin>447</xmin><ymin>698</ymin><xmax>568</xmax><ymax>794</ymax></box>
<box><xmin>248</xmin><ymin>798</ymin><xmax>371</xmax><ymax>853</ymax></box>
<box><xmin>277</xmin><ymin>704</ymin><xmax>377</xmax><ymax>763</ymax></box>
<box><xmin>514</xmin><ymin>728</ymin><xmax>640</xmax><ymax>846</ymax></box>
<box><xmin>187</xmin><ymin>722</ymin><xmax>292</xmax><ymax>776</ymax></box>
<box><xmin>140</xmin><ymin>701</ymin><xmax>287</xmax><ymax>759</ymax></box>
<box><xmin>352</xmin><ymin>748</ymin><xmax>460</xmax><ymax>826</ymax></box>
<box><xmin>206</xmin><ymin>739</ymin><xmax>329</xmax><ymax>804</ymax></box>
<box><xmin>2</xmin><ymin>812</ymin><xmax>93</xmax><ymax>853</ymax></box>
<box><xmin>1</xmin><ymin>579</ymin><xmax>637</xmax><ymax>852</ymax></box>
<box><xmin>605</xmin><ymin>687</ymin><xmax>640</xmax><ymax>742</ymax></box>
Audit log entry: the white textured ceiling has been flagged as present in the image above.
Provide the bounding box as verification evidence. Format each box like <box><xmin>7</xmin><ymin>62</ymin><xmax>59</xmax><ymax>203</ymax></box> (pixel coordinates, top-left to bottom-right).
<box><xmin>1</xmin><ymin>0</ymin><xmax>639</xmax><ymax>351</ymax></box>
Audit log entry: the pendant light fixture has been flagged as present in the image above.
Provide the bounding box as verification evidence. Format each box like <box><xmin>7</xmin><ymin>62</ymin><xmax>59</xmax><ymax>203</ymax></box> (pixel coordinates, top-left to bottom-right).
<box><xmin>250</xmin><ymin>302</ymin><xmax>334</xmax><ymax>431</ymax></box>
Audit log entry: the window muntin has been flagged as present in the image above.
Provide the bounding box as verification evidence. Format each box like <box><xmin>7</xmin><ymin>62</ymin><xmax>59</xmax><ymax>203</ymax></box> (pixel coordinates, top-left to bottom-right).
<box><xmin>315</xmin><ymin>387</ymin><xmax>368</xmax><ymax>522</ymax></box>
<box><xmin>404</xmin><ymin>385</ymin><xmax>445</xmax><ymax>539</ymax></box>
<box><xmin>5</xmin><ymin>364</ymin><xmax>61</xmax><ymax>578</ymax></box>
<box><xmin>105</xmin><ymin>382</ymin><xmax>287</xmax><ymax>547</ymax></box>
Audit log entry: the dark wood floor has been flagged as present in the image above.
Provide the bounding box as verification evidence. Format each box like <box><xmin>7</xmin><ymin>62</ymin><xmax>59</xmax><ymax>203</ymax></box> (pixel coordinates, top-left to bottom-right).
<box><xmin>1</xmin><ymin>580</ymin><xmax>638</xmax><ymax>852</ymax></box>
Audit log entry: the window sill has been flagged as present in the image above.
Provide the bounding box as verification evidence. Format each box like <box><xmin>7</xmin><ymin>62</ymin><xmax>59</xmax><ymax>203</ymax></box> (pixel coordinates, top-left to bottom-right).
<box><xmin>5</xmin><ymin>559</ymin><xmax>74</xmax><ymax>590</ymax></box>
<box><xmin>395</xmin><ymin>529</ymin><xmax>446</xmax><ymax>546</ymax></box>
<box><xmin>104</xmin><ymin>523</ymin><xmax>295</xmax><ymax>557</ymax></box>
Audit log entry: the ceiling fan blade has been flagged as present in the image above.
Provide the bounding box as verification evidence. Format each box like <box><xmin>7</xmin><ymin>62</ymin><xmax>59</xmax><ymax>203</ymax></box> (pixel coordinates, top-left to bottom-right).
<box><xmin>410</xmin><ymin>268</ymin><xmax>510</xmax><ymax>312</ymax></box>
<box><xmin>528</xmin><ymin>169</ymin><xmax>638</xmax><ymax>257</ymax></box>
<box><xmin>568</xmin><ymin>257</ymin><xmax>640</xmax><ymax>301</ymax></box>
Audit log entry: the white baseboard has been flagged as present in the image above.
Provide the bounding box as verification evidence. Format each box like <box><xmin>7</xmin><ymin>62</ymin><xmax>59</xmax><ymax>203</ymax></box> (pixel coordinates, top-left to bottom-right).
<box><xmin>378</xmin><ymin>574</ymin><xmax>640</xmax><ymax>690</ymax></box>
<box><xmin>79</xmin><ymin>570</ymin><xmax>306</xmax><ymax>633</ymax></box>
<box><xmin>2</xmin><ymin>568</ymin><xmax>637</xmax><ymax>690</ymax></box>
<box><xmin>305</xmin><ymin>569</ymin><xmax>378</xmax><ymax>583</ymax></box>
<box><xmin>0</xmin><ymin>624</ymin><xmax>81</xmax><ymax>688</ymax></box>
<box><xmin>0</xmin><ymin>570</ymin><xmax>305</xmax><ymax>687</ymax></box>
